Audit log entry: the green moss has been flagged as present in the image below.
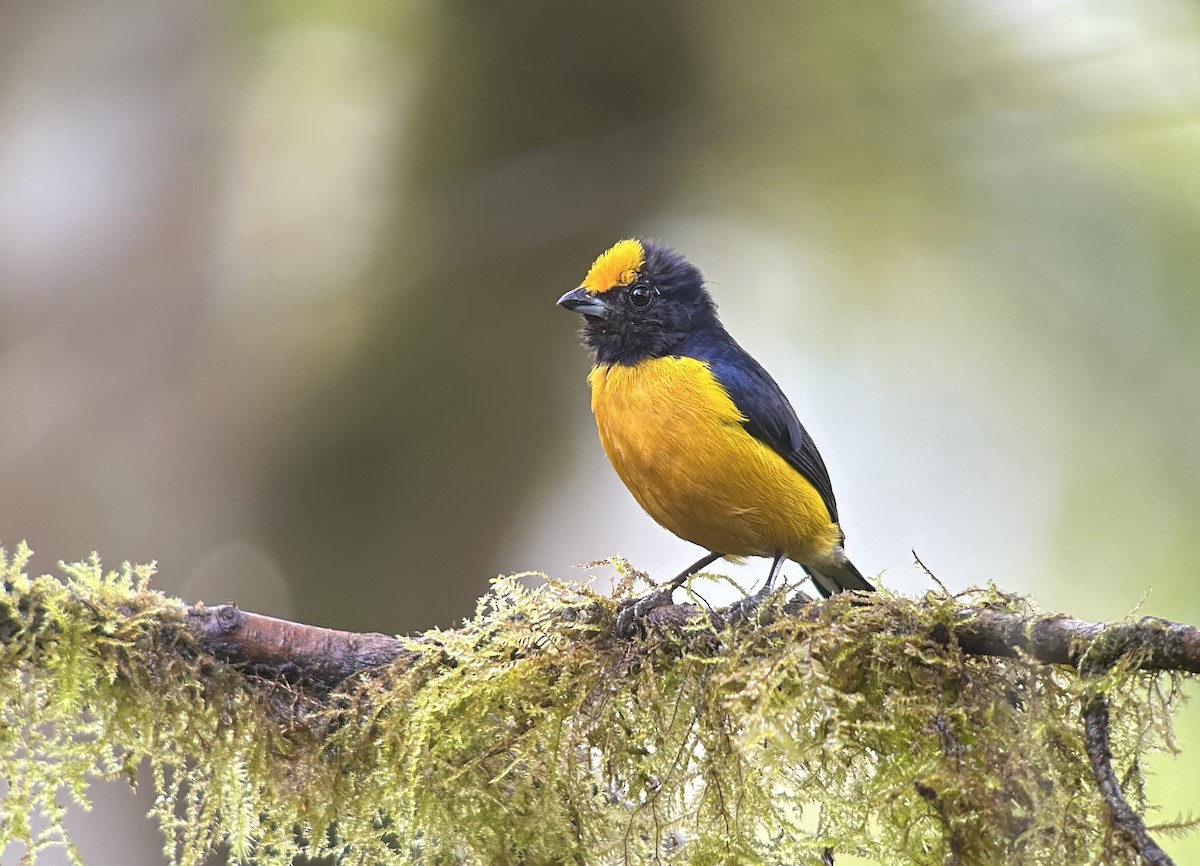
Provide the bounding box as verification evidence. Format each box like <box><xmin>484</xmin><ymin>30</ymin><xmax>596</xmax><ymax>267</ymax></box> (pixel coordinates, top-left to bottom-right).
<box><xmin>0</xmin><ymin>543</ymin><xmax>1192</xmax><ymax>865</ymax></box>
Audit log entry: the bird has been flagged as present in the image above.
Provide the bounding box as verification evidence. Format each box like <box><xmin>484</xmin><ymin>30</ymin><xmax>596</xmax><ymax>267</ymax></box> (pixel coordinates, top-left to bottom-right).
<box><xmin>557</xmin><ymin>238</ymin><xmax>873</xmax><ymax>625</ymax></box>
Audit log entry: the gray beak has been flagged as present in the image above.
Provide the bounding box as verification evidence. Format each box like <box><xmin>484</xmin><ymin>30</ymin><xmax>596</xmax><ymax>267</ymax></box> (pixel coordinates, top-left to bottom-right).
<box><xmin>557</xmin><ymin>286</ymin><xmax>609</xmax><ymax>318</ymax></box>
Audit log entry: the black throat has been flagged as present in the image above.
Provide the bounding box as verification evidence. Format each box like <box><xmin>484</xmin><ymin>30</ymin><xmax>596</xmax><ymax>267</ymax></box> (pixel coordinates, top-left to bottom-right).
<box><xmin>580</xmin><ymin>240</ymin><xmax>720</xmax><ymax>366</ymax></box>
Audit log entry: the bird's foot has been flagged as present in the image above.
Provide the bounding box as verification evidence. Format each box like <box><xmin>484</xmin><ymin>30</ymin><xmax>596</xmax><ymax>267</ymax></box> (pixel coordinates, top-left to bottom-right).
<box><xmin>613</xmin><ymin>587</ymin><xmax>679</xmax><ymax>639</ymax></box>
<box><xmin>723</xmin><ymin>581</ymin><xmax>778</xmax><ymax>627</ymax></box>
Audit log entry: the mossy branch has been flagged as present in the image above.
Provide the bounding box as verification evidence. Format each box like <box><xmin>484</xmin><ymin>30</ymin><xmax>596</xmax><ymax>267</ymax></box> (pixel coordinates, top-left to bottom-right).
<box><xmin>0</xmin><ymin>541</ymin><xmax>1195</xmax><ymax>866</ymax></box>
<box><xmin>191</xmin><ymin>592</ymin><xmax>1200</xmax><ymax>684</ymax></box>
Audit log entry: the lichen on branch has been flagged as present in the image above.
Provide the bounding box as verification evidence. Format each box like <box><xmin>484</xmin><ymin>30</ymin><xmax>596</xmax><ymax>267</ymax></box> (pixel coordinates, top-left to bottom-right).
<box><xmin>0</xmin><ymin>542</ymin><xmax>1193</xmax><ymax>865</ymax></box>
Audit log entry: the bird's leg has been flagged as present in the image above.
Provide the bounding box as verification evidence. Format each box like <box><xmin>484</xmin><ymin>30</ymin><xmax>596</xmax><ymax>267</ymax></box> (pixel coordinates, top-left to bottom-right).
<box><xmin>614</xmin><ymin>551</ymin><xmax>723</xmax><ymax>638</ymax></box>
<box><xmin>726</xmin><ymin>552</ymin><xmax>786</xmax><ymax>626</ymax></box>
<box><xmin>665</xmin><ymin>551</ymin><xmax>724</xmax><ymax>591</ymax></box>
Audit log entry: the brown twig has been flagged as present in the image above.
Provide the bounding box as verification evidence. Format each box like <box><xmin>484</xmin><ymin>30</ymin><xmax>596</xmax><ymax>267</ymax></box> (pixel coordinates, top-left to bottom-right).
<box><xmin>186</xmin><ymin>603</ymin><xmax>415</xmax><ymax>688</ymax></box>
<box><xmin>1082</xmin><ymin>692</ymin><xmax>1174</xmax><ymax>866</ymax></box>
<box><xmin>914</xmin><ymin>781</ymin><xmax>964</xmax><ymax>866</ymax></box>
<box><xmin>951</xmin><ymin>609</ymin><xmax>1200</xmax><ymax>674</ymax></box>
<box><xmin>912</xmin><ymin>549</ymin><xmax>951</xmax><ymax>596</ymax></box>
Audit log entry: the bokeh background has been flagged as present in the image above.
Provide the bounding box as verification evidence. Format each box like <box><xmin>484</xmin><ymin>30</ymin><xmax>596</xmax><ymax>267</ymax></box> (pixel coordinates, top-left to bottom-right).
<box><xmin>2</xmin><ymin>1</ymin><xmax>1199</xmax><ymax>863</ymax></box>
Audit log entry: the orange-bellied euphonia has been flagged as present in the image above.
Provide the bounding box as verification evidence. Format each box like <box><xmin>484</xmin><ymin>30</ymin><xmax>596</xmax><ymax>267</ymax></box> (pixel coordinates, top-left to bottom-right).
<box><xmin>558</xmin><ymin>238</ymin><xmax>873</xmax><ymax>614</ymax></box>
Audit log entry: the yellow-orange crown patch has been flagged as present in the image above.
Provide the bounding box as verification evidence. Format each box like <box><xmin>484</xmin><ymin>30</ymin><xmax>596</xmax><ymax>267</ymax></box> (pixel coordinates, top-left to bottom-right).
<box><xmin>580</xmin><ymin>239</ymin><xmax>645</xmax><ymax>294</ymax></box>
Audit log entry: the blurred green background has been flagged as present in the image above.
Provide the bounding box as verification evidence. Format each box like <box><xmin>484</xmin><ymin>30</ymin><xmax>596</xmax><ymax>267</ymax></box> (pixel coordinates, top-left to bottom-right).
<box><xmin>2</xmin><ymin>1</ymin><xmax>1198</xmax><ymax>863</ymax></box>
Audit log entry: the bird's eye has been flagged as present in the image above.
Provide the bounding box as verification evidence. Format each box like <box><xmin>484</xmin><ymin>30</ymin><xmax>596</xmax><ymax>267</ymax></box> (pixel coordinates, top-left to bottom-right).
<box><xmin>629</xmin><ymin>284</ymin><xmax>655</xmax><ymax>308</ymax></box>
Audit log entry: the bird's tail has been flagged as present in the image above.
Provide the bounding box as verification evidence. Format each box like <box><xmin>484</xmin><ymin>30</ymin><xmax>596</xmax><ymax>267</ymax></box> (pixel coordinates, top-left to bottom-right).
<box><xmin>804</xmin><ymin>551</ymin><xmax>875</xmax><ymax>599</ymax></box>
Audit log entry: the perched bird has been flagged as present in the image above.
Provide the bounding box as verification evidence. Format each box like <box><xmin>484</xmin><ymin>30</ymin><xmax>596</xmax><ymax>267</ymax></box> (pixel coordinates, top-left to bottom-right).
<box><xmin>557</xmin><ymin>238</ymin><xmax>873</xmax><ymax>617</ymax></box>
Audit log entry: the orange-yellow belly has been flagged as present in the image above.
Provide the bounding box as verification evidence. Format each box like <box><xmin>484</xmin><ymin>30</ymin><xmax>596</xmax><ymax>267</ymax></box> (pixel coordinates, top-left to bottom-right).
<box><xmin>588</xmin><ymin>357</ymin><xmax>842</xmax><ymax>564</ymax></box>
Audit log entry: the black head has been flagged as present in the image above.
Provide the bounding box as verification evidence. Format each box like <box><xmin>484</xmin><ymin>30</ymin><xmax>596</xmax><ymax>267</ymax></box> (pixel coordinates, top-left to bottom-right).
<box><xmin>557</xmin><ymin>239</ymin><xmax>720</xmax><ymax>365</ymax></box>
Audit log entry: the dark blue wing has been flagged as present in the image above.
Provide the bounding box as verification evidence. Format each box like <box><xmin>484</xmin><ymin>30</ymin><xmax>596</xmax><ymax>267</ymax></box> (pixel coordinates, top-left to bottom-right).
<box><xmin>683</xmin><ymin>333</ymin><xmax>840</xmax><ymax>525</ymax></box>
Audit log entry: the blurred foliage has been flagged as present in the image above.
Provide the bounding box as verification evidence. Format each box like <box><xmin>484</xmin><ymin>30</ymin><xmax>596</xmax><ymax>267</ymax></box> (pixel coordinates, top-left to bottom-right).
<box><xmin>259</xmin><ymin>0</ymin><xmax>706</xmax><ymax>633</ymax></box>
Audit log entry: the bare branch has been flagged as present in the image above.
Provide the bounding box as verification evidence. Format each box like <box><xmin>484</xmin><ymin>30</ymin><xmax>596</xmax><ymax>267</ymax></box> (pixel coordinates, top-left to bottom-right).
<box><xmin>1083</xmin><ymin>693</ymin><xmax>1175</xmax><ymax>866</ymax></box>
<box><xmin>952</xmin><ymin>609</ymin><xmax>1200</xmax><ymax>674</ymax></box>
<box><xmin>186</xmin><ymin>603</ymin><xmax>414</xmax><ymax>688</ymax></box>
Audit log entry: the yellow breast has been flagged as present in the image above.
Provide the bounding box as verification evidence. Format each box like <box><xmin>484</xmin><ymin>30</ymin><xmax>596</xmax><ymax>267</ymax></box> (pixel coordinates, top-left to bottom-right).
<box><xmin>587</xmin><ymin>357</ymin><xmax>841</xmax><ymax>563</ymax></box>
